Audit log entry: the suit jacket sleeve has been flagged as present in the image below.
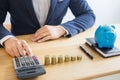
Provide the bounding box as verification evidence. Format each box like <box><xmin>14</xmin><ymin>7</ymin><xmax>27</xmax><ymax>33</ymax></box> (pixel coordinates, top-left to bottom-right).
<box><xmin>61</xmin><ymin>0</ymin><xmax>95</xmax><ymax>37</ymax></box>
<box><xmin>0</xmin><ymin>0</ymin><xmax>13</xmax><ymax>40</ymax></box>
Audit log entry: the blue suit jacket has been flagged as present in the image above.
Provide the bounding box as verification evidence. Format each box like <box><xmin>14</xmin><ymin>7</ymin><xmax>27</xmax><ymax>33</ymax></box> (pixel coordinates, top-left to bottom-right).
<box><xmin>0</xmin><ymin>0</ymin><xmax>95</xmax><ymax>39</ymax></box>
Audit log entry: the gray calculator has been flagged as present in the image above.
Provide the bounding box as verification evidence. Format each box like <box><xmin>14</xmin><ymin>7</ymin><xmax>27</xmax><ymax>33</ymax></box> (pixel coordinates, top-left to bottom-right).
<box><xmin>13</xmin><ymin>56</ymin><xmax>46</xmax><ymax>79</ymax></box>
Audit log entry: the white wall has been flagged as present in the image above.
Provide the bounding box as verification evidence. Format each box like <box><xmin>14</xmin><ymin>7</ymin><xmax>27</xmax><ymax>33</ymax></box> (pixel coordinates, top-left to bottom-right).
<box><xmin>87</xmin><ymin>0</ymin><xmax>120</xmax><ymax>25</ymax></box>
<box><xmin>62</xmin><ymin>0</ymin><xmax>120</xmax><ymax>25</ymax></box>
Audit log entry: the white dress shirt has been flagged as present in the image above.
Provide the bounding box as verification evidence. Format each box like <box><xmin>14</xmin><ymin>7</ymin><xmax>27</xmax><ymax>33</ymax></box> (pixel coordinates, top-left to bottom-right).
<box><xmin>32</xmin><ymin>0</ymin><xmax>50</xmax><ymax>26</ymax></box>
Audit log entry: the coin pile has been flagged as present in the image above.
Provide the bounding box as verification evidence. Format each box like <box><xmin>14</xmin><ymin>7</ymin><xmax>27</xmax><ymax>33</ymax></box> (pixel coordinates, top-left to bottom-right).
<box><xmin>44</xmin><ymin>55</ymin><xmax>82</xmax><ymax>66</ymax></box>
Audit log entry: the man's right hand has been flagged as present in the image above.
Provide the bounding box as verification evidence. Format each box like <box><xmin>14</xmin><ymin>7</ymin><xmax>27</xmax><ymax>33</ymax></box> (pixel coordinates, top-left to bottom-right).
<box><xmin>4</xmin><ymin>37</ymin><xmax>32</xmax><ymax>57</ymax></box>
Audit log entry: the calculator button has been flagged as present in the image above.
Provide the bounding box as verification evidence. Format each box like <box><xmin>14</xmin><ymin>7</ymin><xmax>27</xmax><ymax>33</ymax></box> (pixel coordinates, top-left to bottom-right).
<box><xmin>28</xmin><ymin>56</ymin><xmax>35</xmax><ymax>66</ymax></box>
<box><xmin>35</xmin><ymin>60</ymin><xmax>39</xmax><ymax>64</ymax></box>
<box><xmin>24</xmin><ymin>56</ymin><xmax>30</xmax><ymax>67</ymax></box>
<box><xmin>19</xmin><ymin>57</ymin><xmax>26</xmax><ymax>67</ymax></box>
<box><xmin>15</xmin><ymin>58</ymin><xmax>21</xmax><ymax>67</ymax></box>
<box><xmin>32</xmin><ymin>56</ymin><xmax>40</xmax><ymax>65</ymax></box>
<box><xmin>32</xmin><ymin>56</ymin><xmax>37</xmax><ymax>60</ymax></box>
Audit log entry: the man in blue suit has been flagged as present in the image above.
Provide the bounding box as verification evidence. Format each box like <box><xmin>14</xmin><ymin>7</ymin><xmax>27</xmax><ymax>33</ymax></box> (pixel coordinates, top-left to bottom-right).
<box><xmin>0</xmin><ymin>0</ymin><xmax>95</xmax><ymax>57</ymax></box>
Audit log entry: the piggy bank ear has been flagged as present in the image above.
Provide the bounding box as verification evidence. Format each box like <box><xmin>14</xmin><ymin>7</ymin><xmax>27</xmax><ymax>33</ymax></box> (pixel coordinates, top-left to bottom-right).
<box><xmin>111</xmin><ymin>25</ymin><xmax>116</xmax><ymax>29</ymax></box>
<box><xmin>97</xmin><ymin>25</ymin><xmax>102</xmax><ymax>29</ymax></box>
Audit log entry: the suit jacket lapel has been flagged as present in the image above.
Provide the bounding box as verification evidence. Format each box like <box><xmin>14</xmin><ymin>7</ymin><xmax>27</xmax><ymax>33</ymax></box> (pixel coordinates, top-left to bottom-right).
<box><xmin>25</xmin><ymin>0</ymin><xmax>40</xmax><ymax>26</ymax></box>
<box><xmin>45</xmin><ymin>0</ymin><xmax>58</xmax><ymax>24</ymax></box>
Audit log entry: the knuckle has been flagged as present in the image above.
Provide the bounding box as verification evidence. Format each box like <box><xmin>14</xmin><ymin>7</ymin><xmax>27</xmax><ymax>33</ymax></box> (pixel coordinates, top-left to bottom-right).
<box><xmin>21</xmin><ymin>40</ymin><xmax>28</xmax><ymax>45</ymax></box>
<box><xmin>16</xmin><ymin>41</ymin><xmax>21</xmax><ymax>46</ymax></box>
<box><xmin>45</xmin><ymin>26</ymin><xmax>49</xmax><ymax>30</ymax></box>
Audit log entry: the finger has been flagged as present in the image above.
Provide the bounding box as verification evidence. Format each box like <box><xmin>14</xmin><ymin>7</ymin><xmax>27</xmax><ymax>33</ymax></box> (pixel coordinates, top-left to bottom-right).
<box><xmin>10</xmin><ymin>51</ymin><xmax>15</xmax><ymax>57</ymax></box>
<box><xmin>5</xmin><ymin>43</ymin><xmax>20</xmax><ymax>57</ymax></box>
<box><xmin>33</xmin><ymin>27</ymin><xmax>48</xmax><ymax>38</ymax></box>
<box><xmin>16</xmin><ymin>41</ymin><xmax>25</xmax><ymax>56</ymax></box>
<box><xmin>32</xmin><ymin>30</ymin><xmax>48</xmax><ymax>42</ymax></box>
<box><xmin>12</xmin><ymin>46</ymin><xmax>20</xmax><ymax>57</ymax></box>
<box><xmin>7</xmin><ymin>49</ymin><xmax>15</xmax><ymax>57</ymax></box>
<box><xmin>5</xmin><ymin>46</ymin><xmax>14</xmax><ymax>57</ymax></box>
<box><xmin>32</xmin><ymin>31</ymin><xmax>49</xmax><ymax>42</ymax></box>
<box><xmin>21</xmin><ymin>40</ymin><xmax>32</xmax><ymax>56</ymax></box>
<box><xmin>37</xmin><ymin>35</ymin><xmax>51</xmax><ymax>43</ymax></box>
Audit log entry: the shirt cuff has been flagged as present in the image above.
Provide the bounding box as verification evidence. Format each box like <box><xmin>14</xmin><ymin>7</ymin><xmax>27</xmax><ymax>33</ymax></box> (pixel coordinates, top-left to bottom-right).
<box><xmin>58</xmin><ymin>25</ymin><xmax>69</xmax><ymax>37</ymax></box>
<box><xmin>0</xmin><ymin>35</ymin><xmax>15</xmax><ymax>46</ymax></box>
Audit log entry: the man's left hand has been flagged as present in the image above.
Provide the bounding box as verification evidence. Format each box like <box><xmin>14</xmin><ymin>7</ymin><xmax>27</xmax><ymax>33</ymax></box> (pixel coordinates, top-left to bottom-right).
<box><xmin>31</xmin><ymin>25</ymin><xmax>66</xmax><ymax>42</ymax></box>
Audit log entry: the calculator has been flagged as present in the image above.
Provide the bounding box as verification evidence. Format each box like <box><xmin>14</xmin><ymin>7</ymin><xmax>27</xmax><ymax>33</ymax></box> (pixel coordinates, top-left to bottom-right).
<box><xmin>13</xmin><ymin>56</ymin><xmax>46</xmax><ymax>79</ymax></box>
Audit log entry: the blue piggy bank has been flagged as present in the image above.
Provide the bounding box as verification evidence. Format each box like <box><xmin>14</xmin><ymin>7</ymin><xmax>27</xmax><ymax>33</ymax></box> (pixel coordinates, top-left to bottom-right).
<box><xmin>95</xmin><ymin>25</ymin><xmax>116</xmax><ymax>48</ymax></box>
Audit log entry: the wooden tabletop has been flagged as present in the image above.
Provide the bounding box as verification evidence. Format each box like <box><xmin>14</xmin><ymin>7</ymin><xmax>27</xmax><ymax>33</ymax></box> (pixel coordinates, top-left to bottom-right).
<box><xmin>0</xmin><ymin>24</ymin><xmax>120</xmax><ymax>80</ymax></box>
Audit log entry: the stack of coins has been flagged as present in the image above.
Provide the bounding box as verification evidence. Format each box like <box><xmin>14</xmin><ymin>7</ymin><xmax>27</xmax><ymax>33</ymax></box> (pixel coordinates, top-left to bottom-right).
<box><xmin>58</xmin><ymin>55</ymin><xmax>63</xmax><ymax>64</ymax></box>
<box><xmin>44</xmin><ymin>55</ymin><xmax>82</xmax><ymax>66</ymax></box>
<box><xmin>77</xmin><ymin>55</ymin><xmax>82</xmax><ymax>60</ymax></box>
<box><xmin>44</xmin><ymin>55</ymin><xmax>50</xmax><ymax>66</ymax></box>
<box><xmin>51</xmin><ymin>55</ymin><xmax>57</xmax><ymax>65</ymax></box>
<box><xmin>71</xmin><ymin>56</ymin><xmax>76</xmax><ymax>61</ymax></box>
<box><xmin>64</xmin><ymin>55</ymin><xmax>70</xmax><ymax>62</ymax></box>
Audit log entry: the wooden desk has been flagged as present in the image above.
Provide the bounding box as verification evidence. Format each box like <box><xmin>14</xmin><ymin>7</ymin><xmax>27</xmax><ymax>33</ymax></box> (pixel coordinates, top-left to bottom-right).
<box><xmin>1</xmin><ymin>24</ymin><xmax>120</xmax><ymax>80</ymax></box>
